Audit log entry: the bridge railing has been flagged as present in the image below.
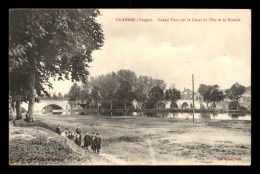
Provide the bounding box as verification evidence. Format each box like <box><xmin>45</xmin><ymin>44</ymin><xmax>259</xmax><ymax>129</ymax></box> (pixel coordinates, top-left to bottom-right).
<box><xmin>43</xmin><ymin>108</ymin><xmax>251</xmax><ymax>115</ymax></box>
<box><xmin>68</xmin><ymin>108</ymin><xmax>219</xmax><ymax>113</ymax></box>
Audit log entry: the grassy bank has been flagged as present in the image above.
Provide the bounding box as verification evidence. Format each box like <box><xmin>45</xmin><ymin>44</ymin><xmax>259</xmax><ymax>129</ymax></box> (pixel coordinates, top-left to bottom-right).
<box><xmin>9</xmin><ymin>114</ymin><xmax>251</xmax><ymax>165</ymax></box>
<box><xmin>9</xmin><ymin>120</ymin><xmax>110</xmax><ymax>165</ymax></box>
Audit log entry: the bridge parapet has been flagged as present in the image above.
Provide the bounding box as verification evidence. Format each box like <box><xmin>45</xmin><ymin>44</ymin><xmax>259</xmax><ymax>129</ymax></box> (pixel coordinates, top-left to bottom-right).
<box><xmin>21</xmin><ymin>100</ymin><xmax>71</xmax><ymax>115</ymax></box>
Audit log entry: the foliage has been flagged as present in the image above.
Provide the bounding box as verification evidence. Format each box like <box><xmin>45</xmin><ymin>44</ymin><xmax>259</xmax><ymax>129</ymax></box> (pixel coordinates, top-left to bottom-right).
<box><xmin>90</xmin><ymin>85</ymin><xmax>102</xmax><ymax>108</ymax></box>
<box><xmin>9</xmin><ymin>65</ymin><xmax>29</xmax><ymax>104</ymax></box>
<box><xmin>98</xmin><ymin>72</ymin><xmax>119</xmax><ymax>104</ymax></box>
<box><xmin>225</xmin><ymin>82</ymin><xmax>246</xmax><ymax>102</ymax></box>
<box><xmin>67</xmin><ymin>83</ymin><xmax>81</xmax><ymax>102</ymax></box>
<box><xmin>57</xmin><ymin>92</ymin><xmax>63</xmax><ymax>100</ymax></box>
<box><xmin>147</xmin><ymin>86</ymin><xmax>164</xmax><ymax>109</ymax></box>
<box><xmin>210</xmin><ymin>89</ymin><xmax>225</xmax><ymax>107</ymax></box>
<box><xmin>228</xmin><ymin>101</ymin><xmax>240</xmax><ymax>110</ymax></box>
<box><xmin>78</xmin><ymin>69</ymin><xmax>167</xmax><ymax>109</ymax></box>
<box><xmin>198</xmin><ymin>84</ymin><xmax>208</xmax><ymax>97</ymax></box>
<box><xmin>116</xmin><ymin>69</ymin><xmax>137</xmax><ymax>87</ymax></box>
<box><xmin>115</xmin><ymin>81</ymin><xmax>136</xmax><ymax>109</ymax></box>
<box><xmin>134</xmin><ymin>75</ymin><xmax>166</xmax><ymax>107</ymax></box>
<box><xmin>165</xmin><ymin>87</ymin><xmax>181</xmax><ymax>102</ymax></box>
<box><xmin>198</xmin><ymin>84</ymin><xmax>225</xmax><ymax>108</ymax></box>
<box><xmin>10</xmin><ymin>9</ymin><xmax>104</xmax><ymax>82</ymax></box>
<box><xmin>225</xmin><ymin>82</ymin><xmax>246</xmax><ymax>110</ymax></box>
<box><xmin>9</xmin><ymin>9</ymin><xmax>104</xmax><ymax>120</ymax></box>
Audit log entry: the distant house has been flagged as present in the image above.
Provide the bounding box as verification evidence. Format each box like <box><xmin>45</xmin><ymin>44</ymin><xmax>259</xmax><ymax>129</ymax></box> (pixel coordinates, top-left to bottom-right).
<box><xmin>180</xmin><ymin>87</ymin><xmax>201</xmax><ymax>100</ymax></box>
<box><xmin>180</xmin><ymin>87</ymin><xmax>192</xmax><ymax>100</ymax></box>
<box><xmin>240</xmin><ymin>86</ymin><xmax>251</xmax><ymax>103</ymax></box>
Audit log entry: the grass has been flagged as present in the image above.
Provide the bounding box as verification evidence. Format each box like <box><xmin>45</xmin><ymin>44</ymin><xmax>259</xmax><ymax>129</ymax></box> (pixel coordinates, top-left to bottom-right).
<box><xmin>9</xmin><ymin>114</ymin><xmax>251</xmax><ymax>165</ymax></box>
<box><xmin>9</xmin><ymin>121</ymin><xmax>110</xmax><ymax>165</ymax></box>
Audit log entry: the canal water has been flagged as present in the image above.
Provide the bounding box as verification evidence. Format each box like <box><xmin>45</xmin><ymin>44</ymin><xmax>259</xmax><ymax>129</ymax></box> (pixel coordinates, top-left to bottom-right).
<box><xmin>156</xmin><ymin>112</ymin><xmax>251</xmax><ymax>121</ymax></box>
<box><xmin>54</xmin><ymin>111</ymin><xmax>251</xmax><ymax>121</ymax></box>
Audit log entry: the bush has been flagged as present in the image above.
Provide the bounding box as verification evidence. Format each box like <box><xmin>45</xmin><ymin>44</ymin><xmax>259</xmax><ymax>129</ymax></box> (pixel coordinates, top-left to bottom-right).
<box><xmin>228</xmin><ymin>101</ymin><xmax>249</xmax><ymax>111</ymax></box>
<box><xmin>239</xmin><ymin>105</ymin><xmax>249</xmax><ymax>111</ymax></box>
<box><xmin>9</xmin><ymin>136</ymin><xmax>73</xmax><ymax>165</ymax></box>
<box><xmin>228</xmin><ymin>101</ymin><xmax>239</xmax><ymax>110</ymax></box>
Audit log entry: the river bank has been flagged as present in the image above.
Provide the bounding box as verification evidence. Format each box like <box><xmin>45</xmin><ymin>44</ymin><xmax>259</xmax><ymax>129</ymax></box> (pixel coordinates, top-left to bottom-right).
<box><xmin>9</xmin><ymin>114</ymin><xmax>251</xmax><ymax>165</ymax></box>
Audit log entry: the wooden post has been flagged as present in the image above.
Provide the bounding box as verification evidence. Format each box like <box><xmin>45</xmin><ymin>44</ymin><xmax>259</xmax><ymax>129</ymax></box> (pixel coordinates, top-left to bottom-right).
<box><xmin>110</xmin><ymin>101</ymin><xmax>113</xmax><ymax>116</ymax></box>
<box><xmin>98</xmin><ymin>104</ymin><xmax>99</xmax><ymax>116</ymax></box>
<box><xmin>192</xmin><ymin>74</ymin><xmax>195</xmax><ymax>123</ymax></box>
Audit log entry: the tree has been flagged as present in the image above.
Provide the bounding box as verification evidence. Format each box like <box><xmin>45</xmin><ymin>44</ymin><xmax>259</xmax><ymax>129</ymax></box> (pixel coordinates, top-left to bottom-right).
<box><xmin>225</xmin><ymin>82</ymin><xmax>246</xmax><ymax>110</ymax></box>
<box><xmin>134</xmin><ymin>76</ymin><xmax>149</xmax><ymax>108</ymax></box>
<box><xmin>63</xmin><ymin>93</ymin><xmax>69</xmax><ymax>100</ymax></box>
<box><xmin>134</xmin><ymin>75</ymin><xmax>166</xmax><ymax>108</ymax></box>
<box><xmin>58</xmin><ymin>92</ymin><xmax>62</xmax><ymax>100</ymax></box>
<box><xmin>52</xmin><ymin>93</ymin><xmax>58</xmax><ymax>100</ymax></box>
<box><xmin>98</xmin><ymin>72</ymin><xmax>119</xmax><ymax>110</ymax></box>
<box><xmin>9</xmin><ymin>9</ymin><xmax>104</xmax><ymax>121</ymax></box>
<box><xmin>90</xmin><ymin>85</ymin><xmax>102</xmax><ymax>109</ymax></box>
<box><xmin>134</xmin><ymin>90</ymin><xmax>147</xmax><ymax>109</ymax></box>
<box><xmin>115</xmin><ymin>81</ymin><xmax>136</xmax><ymax>110</ymax></box>
<box><xmin>165</xmin><ymin>87</ymin><xmax>181</xmax><ymax>103</ymax></box>
<box><xmin>198</xmin><ymin>84</ymin><xmax>219</xmax><ymax>108</ymax></box>
<box><xmin>79</xmin><ymin>89</ymin><xmax>91</xmax><ymax>108</ymax></box>
<box><xmin>68</xmin><ymin>83</ymin><xmax>81</xmax><ymax>102</ymax></box>
<box><xmin>203</xmin><ymin>90</ymin><xmax>212</xmax><ymax>108</ymax></box>
<box><xmin>198</xmin><ymin>84</ymin><xmax>208</xmax><ymax>97</ymax></box>
<box><xmin>9</xmin><ymin>65</ymin><xmax>29</xmax><ymax>119</ymax></box>
<box><xmin>9</xmin><ymin>63</ymin><xmax>49</xmax><ymax>119</ymax></box>
<box><xmin>79</xmin><ymin>78</ymin><xmax>91</xmax><ymax>108</ymax></box>
<box><xmin>210</xmin><ymin>89</ymin><xmax>225</xmax><ymax>108</ymax></box>
<box><xmin>116</xmin><ymin>69</ymin><xmax>137</xmax><ymax>87</ymax></box>
<box><xmin>147</xmin><ymin>86</ymin><xmax>164</xmax><ymax>109</ymax></box>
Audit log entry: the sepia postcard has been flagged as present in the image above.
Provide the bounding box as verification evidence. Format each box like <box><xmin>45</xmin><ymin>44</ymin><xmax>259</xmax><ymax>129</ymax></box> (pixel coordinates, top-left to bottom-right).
<box><xmin>9</xmin><ymin>9</ymin><xmax>251</xmax><ymax>166</ymax></box>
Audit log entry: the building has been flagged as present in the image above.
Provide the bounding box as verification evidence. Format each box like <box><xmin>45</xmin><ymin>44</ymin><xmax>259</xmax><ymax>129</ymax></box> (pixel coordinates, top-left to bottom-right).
<box><xmin>180</xmin><ymin>87</ymin><xmax>202</xmax><ymax>101</ymax></box>
<box><xmin>240</xmin><ymin>86</ymin><xmax>251</xmax><ymax>103</ymax></box>
<box><xmin>180</xmin><ymin>87</ymin><xmax>192</xmax><ymax>100</ymax></box>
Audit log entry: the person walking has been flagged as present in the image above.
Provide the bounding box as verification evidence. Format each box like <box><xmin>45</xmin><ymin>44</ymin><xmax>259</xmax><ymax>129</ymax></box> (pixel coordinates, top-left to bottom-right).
<box><xmin>75</xmin><ymin>125</ymin><xmax>81</xmax><ymax>134</ymax></box>
<box><xmin>84</xmin><ymin>132</ymin><xmax>91</xmax><ymax>149</ymax></box>
<box><xmin>55</xmin><ymin>125</ymin><xmax>61</xmax><ymax>134</ymax></box>
<box><xmin>90</xmin><ymin>134</ymin><xmax>97</xmax><ymax>153</ymax></box>
<box><xmin>95</xmin><ymin>133</ymin><xmax>102</xmax><ymax>154</ymax></box>
<box><xmin>75</xmin><ymin>132</ymin><xmax>82</xmax><ymax>146</ymax></box>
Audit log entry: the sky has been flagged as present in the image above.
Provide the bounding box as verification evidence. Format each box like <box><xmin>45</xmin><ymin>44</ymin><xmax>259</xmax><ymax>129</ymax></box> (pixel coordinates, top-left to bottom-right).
<box><xmin>48</xmin><ymin>9</ymin><xmax>251</xmax><ymax>95</ymax></box>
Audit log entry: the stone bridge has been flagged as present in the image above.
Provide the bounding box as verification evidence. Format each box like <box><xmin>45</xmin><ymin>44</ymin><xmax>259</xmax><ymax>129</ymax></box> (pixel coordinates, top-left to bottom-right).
<box><xmin>20</xmin><ymin>100</ymin><xmax>82</xmax><ymax>115</ymax></box>
<box><xmin>164</xmin><ymin>99</ymin><xmax>207</xmax><ymax>109</ymax></box>
<box><xmin>19</xmin><ymin>99</ymin><xmax>247</xmax><ymax>115</ymax></box>
<box><xmin>132</xmin><ymin>99</ymin><xmax>208</xmax><ymax>109</ymax></box>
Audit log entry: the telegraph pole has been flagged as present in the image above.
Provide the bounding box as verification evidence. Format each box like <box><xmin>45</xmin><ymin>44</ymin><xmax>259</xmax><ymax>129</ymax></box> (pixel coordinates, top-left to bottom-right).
<box><xmin>192</xmin><ymin>74</ymin><xmax>195</xmax><ymax>123</ymax></box>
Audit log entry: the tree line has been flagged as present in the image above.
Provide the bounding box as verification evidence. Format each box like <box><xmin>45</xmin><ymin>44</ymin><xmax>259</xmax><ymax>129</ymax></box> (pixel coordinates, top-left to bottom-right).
<box><xmin>64</xmin><ymin>69</ymin><xmax>178</xmax><ymax>110</ymax></box>
<box><xmin>64</xmin><ymin>69</ymin><xmax>248</xmax><ymax>111</ymax></box>
<box><xmin>197</xmin><ymin>83</ymin><xmax>247</xmax><ymax>110</ymax></box>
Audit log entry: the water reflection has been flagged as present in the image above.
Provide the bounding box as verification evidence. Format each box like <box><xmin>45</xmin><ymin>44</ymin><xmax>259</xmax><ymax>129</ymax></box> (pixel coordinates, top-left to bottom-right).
<box><xmin>61</xmin><ymin>110</ymin><xmax>251</xmax><ymax>121</ymax></box>
<box><xmin>161</xmin><ymin>112</ymin><xmax>251</xmax><ymax>121</ymax></box>
<box><xmin>137</xmin><ymin>112</ymin><xmax>251</xmax><ymax>121</ymax></box>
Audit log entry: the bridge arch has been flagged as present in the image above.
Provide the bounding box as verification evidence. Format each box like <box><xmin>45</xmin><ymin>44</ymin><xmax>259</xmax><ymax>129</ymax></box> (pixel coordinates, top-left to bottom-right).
<box><xmin>170</xmin><ymin>102</ymin><xmax>178</xmax><ymax>109</ymax></box>
<box><xmin>157</xmin><ymin>102</ymin><xmax>166</xmax><ymax>109</ymax></box>
<box><xmin>20</xmin><ymin>107</ymin><xmax>27</xmax><ymax>113</ymax></box>
<box><xmin>181</xmin><ymin>102</ymin><xmax>189</xmax><ymax>109</ymax></box>
<box><xmin>41</xmin><ymin>104</ymin><xmax>64</xmax><ymax>114</ymax></box>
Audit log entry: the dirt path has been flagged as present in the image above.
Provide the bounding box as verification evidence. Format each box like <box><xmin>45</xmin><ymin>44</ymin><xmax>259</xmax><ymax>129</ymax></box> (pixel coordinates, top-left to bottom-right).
<box><xmin>145</xmin><ymin>139</ymin><xmax>157</xmax><ymax>164</ymax></box>
<box><xmin>98</xmin><ymin>153</ymin><xmax>128</xmax><ymax>165</ymax></box>
<box><xmin>145</xmin><ymin>128</ymin><xmax>158</xmax><ymax>164</ymax></box>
